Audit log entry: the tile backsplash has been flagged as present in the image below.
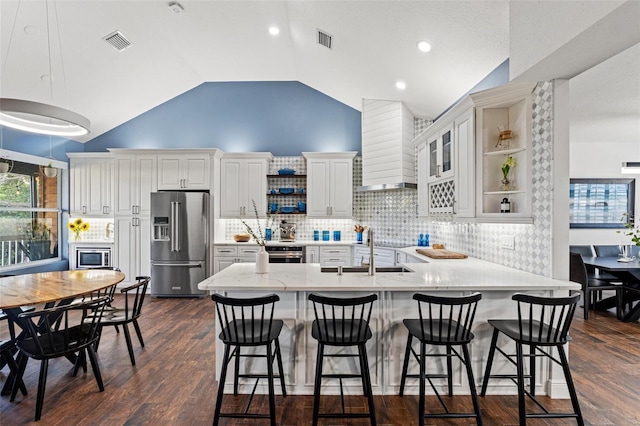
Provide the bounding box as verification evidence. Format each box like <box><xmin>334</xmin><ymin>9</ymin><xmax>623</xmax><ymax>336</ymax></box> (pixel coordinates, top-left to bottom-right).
<box><xmin>224</xmin><ymin>82</ymin><xmax>554</xmax><ymax>277</ymax></box>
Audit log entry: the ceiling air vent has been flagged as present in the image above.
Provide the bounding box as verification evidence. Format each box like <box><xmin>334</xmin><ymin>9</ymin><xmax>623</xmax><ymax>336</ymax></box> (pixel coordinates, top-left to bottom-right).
<box><xmin>103</xmin><ymin>31</ymin><xmax>132</xmax><ymax>52</ymax></box>
<box><xmin>316</xmin><ymin>29</ymin><xmax>333</xmax><ymax>49</ymax></box>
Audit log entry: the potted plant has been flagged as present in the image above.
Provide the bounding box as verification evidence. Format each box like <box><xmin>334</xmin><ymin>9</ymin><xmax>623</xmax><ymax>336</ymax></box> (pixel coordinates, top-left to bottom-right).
<box><xmin>20</xmin><ymin>219</ymin><xmax>54</xmax><ymax>261</ymax></box>
<box><xmin>43</xmin><ymin>162</ymin><xmax>58</xmax><ymax>178</ymax></box>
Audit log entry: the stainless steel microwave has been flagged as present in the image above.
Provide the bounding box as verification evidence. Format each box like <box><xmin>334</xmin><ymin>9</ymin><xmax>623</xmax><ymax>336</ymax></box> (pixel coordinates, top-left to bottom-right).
<box><xmin>76</xmin><ymin>247</ymin><xmax>112</xmax><ymax>269</ymax></box>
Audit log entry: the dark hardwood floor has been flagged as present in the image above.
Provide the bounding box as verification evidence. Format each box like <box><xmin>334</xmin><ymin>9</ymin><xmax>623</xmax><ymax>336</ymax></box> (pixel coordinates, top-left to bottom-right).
<box><xmin>2</xmin><ymin>295</ymin><xmax>640</xmax><ymax>425</ymax></box>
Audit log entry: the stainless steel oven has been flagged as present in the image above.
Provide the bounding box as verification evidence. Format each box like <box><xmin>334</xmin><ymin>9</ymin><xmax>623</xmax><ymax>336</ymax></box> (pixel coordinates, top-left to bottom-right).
<box><xmin>76</xmin><ymin>247</ymin><xmax>112</xmax><ymax>269</ymax></box>
<box><xmin>265</xmin><ymin>246</ymin><xmax>305</xmax><ymax>263</ymax></box>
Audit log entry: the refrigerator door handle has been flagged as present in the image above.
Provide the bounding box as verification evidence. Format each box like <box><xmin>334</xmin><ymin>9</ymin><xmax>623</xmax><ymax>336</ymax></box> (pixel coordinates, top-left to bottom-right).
<box><xmin>175</xmin><ymin>201</ymin><xmax>181</xmax><ymax>252</ymax></box>
<box><xmin>170</xmin><ymin>201</ymin><xmax>177</xmax><ymax>252</ymax></box>
<box><xmin>151</xmin><ymin>262</ymin><xmax>202</xmax><ymax>268</ymax></box>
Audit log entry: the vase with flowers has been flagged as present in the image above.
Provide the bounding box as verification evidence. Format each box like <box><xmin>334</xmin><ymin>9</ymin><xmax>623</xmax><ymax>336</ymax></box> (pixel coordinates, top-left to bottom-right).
<box><xmin>618</xmin><ymin>213</ymin><xmax>640</xmax><ymax>259</ymax></box>
<box><xmin>68</xmin><ymin>218</ymin><xmax>90</xmax><ymax>241</ymax></box>
<box><xmin>501</xmin><ymin>156</ymin><xmax>516</xmax><ymax>191</ymax></box>
<box><xmin>240</xmin><ymin>200</ymin><xmax>274</xmax><ymax>273</ymax></box>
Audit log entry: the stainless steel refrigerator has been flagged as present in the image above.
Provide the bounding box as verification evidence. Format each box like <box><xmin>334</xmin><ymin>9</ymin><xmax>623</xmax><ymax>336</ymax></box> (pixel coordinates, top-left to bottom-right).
<box><xmin>150</xmin><ymin>191</ymin><xmax>209</xmax><ymax>297</ymax></box>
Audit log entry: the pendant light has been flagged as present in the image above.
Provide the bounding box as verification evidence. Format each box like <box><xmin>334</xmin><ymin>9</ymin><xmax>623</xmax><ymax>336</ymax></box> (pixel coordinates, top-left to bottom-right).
<box><xmin>40</xmin><ymin>136</ymin><xmax>58</xmax><ymax>178</ymax></box>
<box><xmin>0</xmin><ymin>0</ymin><xmax>90</xmax><ymax>137</ymax></box>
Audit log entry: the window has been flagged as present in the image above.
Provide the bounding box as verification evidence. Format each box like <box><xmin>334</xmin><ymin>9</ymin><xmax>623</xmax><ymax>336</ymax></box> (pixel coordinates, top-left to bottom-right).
<box><xmin>569</xmin><ymin>178</ymin><xmax>635</xmax><ymax>228</ymax></box>
<box><xmin>0</xmin><ymin>159</ymin><xmax>60</xmax><ymax>267</ymax></box>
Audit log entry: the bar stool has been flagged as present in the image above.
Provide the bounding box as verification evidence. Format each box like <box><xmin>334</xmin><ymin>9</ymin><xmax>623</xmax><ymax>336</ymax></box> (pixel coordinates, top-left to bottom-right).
<box><xmin>480</xmin><ymin>292</ymin><xmax>584</xmax><ymax>425</ymax></box>
<box><xmin>308</xmin><ymin>293</ymin><xmax>378</xmax><ymax>426</ymax></box>
<box><xmin>211</xmin><ymin>293</ymin><xmax>286</xmax><ymax>426</ymax></box>
<box><xmin>399</xmin><ymin>292</ymin><xmax>483</xmax><ymax>426</ymax></box>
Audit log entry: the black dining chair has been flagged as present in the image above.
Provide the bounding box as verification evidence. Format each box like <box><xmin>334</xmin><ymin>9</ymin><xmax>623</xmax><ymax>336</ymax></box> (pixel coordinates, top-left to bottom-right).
<box><xmin>211</xmin><ymin>292</ymin><xmax>286</xmax><ymax>426</ymax></box>
<box><xmin>570</xmin><ymin>252</ymin><xmax>623</xmax><ymax>319</ymax></box>
<box><xmin>308</xmin><ymin>292</ymin><xmax>378</xmax><ymax>426</ymax></box>
<box><xmin>92</xmin><ymin>276</ymin><xmax>150</xmax><ymax>366</ymax></box>
<box><xmin>480</xmin><ymin>292</ymin><xmax>584</xmax><ymax>425</ymax></box>
<box><xmin>399</xmin><ymin>292</ymin><xmax>483</xmax><ymax>426</ymax></box>
<box><xmin>12</xmin><ymin>296</ymin><xmax>110</xmax><ymax>421</ymax></box>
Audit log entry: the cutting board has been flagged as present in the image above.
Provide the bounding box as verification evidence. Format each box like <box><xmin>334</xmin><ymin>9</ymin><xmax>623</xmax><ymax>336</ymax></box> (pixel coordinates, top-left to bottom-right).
<box><xmin>416</xmin><ymin>248</ymin><xmax>468</xmax><ymax>259</ymax></box>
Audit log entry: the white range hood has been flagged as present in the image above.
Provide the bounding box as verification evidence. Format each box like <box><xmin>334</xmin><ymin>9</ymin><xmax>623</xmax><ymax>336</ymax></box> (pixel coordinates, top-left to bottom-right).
<box><xmin>359</xmin><ymin>99</ymin><xmax>417</xmax><ymax>191</ymax></box>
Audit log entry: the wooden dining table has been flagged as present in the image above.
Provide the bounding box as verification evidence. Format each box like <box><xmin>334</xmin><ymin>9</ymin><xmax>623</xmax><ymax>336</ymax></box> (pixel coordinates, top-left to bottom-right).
<box><xmin>0</xmin><ymin>269</ymin><xmax>125</xmax><ymax>396</ymax></box>
<box><xmin>583</xmin><ymin>256</ymin><xmax>640</xmax><ymax>322</ymax></box>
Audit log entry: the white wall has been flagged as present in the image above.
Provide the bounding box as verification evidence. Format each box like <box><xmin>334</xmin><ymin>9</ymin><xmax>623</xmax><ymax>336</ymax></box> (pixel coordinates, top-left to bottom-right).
<box><xmin>569</xmin><ymin>43</ymin><xmax>640</xmax><ymax>246</ymax></box>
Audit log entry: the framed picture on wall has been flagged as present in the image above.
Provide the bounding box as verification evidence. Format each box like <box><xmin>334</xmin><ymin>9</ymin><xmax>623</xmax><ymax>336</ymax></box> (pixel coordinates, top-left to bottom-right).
<box><xmin>570</xmin><ymin>178</ymin><xmax>635</xmax><ymax>228</ymax></box>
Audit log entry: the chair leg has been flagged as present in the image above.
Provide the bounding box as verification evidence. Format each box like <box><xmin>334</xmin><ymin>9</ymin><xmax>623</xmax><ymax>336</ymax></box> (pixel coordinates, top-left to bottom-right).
<box><xmin>312</xmin><ymin>343</ymin><xmax>324</xmax><ymax>426</ymax></box>
<box><xmin>132</xmin><ymin>319</ymin><xmax>144</xmax><ymax>347</ymax></box>
<box><xmin>274</xmin><ymin>338</ymin><xmax>287</xmax><ymax>396</ymax></box>
<box><xmin>35</xmin><ymin>359</ymin><xmax>49</xmax><ymax>421</ymax></box>
<box><xmin>213</xmin><ymin>344</ymin><xmax>231</xmax><ymax>426</ymax></box>
<box><xmin>233</xmin><ymin>346</ymin><xmax>240</xmax><ymax>395</ymax></box>
<box><xmin>266</xmin><ymin>342</ymin><xmax>276</xmax><ymax>426</ymax></box>
<box><xmin>87</xmin><ymin>346</ymin><xmax>105</xmax><ymax>391</ymax></box>
<box><xmin>418</xmin><ymin>342</ymin><xmax>426</xmax><ymax>426</ymax></box>
<box><xmin>359</xmin><ymin>343</ymin><xmax>376</xmax><ymax>426</ymax></box>
<box><xmin>515</xmin><ymin>343</ymin><xmax>527</xmax><ymax>426</ymax></box>
<box><xmin>529</xmin><ymin>344</ymin><xmax>536</xmax><ymax>396</ymax></box>
<box><xmin>461</xmin><ymin>343</ymin><xmax>483</xmax><ymax>426</ymax></box>
<box><xmin>122</xmin><ymin>323</ymin><xmax>136</xmax><ymax>366</ymax></box>
<box><xmin>557</xmin><ymin>345</ymin><xmax>585</xmax><ymax>426</ymax></box>
<box><xmin>480</xmin><ymin>328</ymin><xmax>499</xmax><ymax>396</ymax></box>
<box><xmin>446</xmin><ymin>345</ymin><xmax>453</xmax><ymax>397</ymax></box>
<box><xmin>399</xmin><ymin>333</ymin><xmax>413</xmax><ymax>397</ymax></box>
<box><xmin>10</xmin><ymin>352</ymin><xmax>28</xmax><ymax>401</ymax></box>
<box><xmin>1</xmin><ymin>350</ymin><xmax>27</xmax><ymax>397</ymax></box>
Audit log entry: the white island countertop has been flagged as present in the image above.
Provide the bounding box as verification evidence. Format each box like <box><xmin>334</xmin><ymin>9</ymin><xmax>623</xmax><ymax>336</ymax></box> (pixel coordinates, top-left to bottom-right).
<box><xmin>198</xmin><ymin>258</ymin><xmax>580</xmax><ymax>292</ymax></box>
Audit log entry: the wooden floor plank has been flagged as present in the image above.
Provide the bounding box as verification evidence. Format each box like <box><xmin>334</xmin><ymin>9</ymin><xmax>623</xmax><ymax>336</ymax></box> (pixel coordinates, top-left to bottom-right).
<box><xmin>2</xmin><ymin>295</ymin><xmax>640</xmax><ymax>425</ymax></box>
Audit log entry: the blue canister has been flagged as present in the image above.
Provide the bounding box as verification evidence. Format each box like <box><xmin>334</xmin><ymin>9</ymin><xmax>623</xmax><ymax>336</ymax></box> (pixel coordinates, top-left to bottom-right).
<box><xmin>269</xmin><ymin>203</ymin><xmax>278</xmax><ymax>213</ymax></box>
<box><xmin>356</xmin><ymin>232</ymin><xmax>363</xmax><ymax>244</ymax></box>
<box><xmin>313</xmin><ymin>230</ymin><xmax>319</xmax><ymax>241</ymax></box>
<box><xmin>418</xmin><ymin>234</ymin><xmax>425</xmax><ymax>246</ymax></box>
<box><xmin>297</xmin><ymin>202</ymin><xmax>306</xmax><ymax>213</ymax></box>
<box><xmin>333</xmin><ymin>231</ymin><xmax>341</xmax><ymax>241</ymax></box>
<box><xmin>265</xmin><ymin>228</ymin><xmax>272</xmax><ymax>241</ymax></box>
<box><xmin>322</xmin><ymin>230</ymin><xmax>330</xmax><ymax>241</ymax></box>
<box><xmin>424</xmin><ymin>233</ymin><xmax>430</xmax><ymax>247</ymax></box>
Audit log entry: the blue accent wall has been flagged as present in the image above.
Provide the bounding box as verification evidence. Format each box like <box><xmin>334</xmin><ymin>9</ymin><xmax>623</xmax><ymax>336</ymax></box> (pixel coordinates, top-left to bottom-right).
<box><xmin>85</xmin><ymin>81</ymin><xmax>362</xmax><ymax>155</ymax></box>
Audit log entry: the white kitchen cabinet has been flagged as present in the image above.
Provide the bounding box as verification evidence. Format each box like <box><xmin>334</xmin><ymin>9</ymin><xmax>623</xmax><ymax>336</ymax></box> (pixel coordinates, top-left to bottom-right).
<box><xmin>319</xmin><ymin>246</ymin><xmax>352</xmax><ymax>267</ymax></box>
<box><xmin>306</xmin><ymin>246</ymin><xmax>320</xmax><ymax>264</ymax></box>
<box><xmin>303</xmin><ymin>152</ymin><xmax>356</xmax><ymax>218</ymax></box>
<box><xmin>114</xmin><ymin>216</ymin><xmax>151</xmax><ymax>285</ymax></box>
<box><xmin>353</xmin><ymin>245</ymin><xmax>395</xmax><ymax>267</ymax></box>
<box><xmin>453</xmin><ymin>108</ymin><xmax>475</xmax><ymax>218</ymax></box>
<box><xmin>113</xmin><ymin>154</ymin><xmax>157</xmax><ymax>217</ymax></box>
<box><xmin>68</xmin><ymin>154</ymin><xmax>114</xmax><ymax>216</ymax></box>
<box><xmin>470</xmin><ymin>82</ymin><xmax>535</xmax><ymax>222</ymax></box>
<box><xmin>220</xmin><ymin>153</ymin><xmax>272</xmax><ymax>218</ymax></box>
<box><xmin>426</xmin><ymin>125</ymin><xmax>454</xmax><ymax>183</ymax></box>
<box><xmin>213</xmin><ymin>245</ymin><xmax>261</xmax><ymax>273</ymax></box>
<box><xmin>157</xmin><ymin>153</ymin><xmax>210</xmax><ymax>190</ymax></box>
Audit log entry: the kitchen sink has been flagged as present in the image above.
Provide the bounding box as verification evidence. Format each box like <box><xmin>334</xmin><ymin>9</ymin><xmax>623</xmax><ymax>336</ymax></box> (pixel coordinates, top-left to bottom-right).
<box><xmin>320</xmin><ymin>266</ymin><xmax>414</xmax><ymax>273</ymax></box>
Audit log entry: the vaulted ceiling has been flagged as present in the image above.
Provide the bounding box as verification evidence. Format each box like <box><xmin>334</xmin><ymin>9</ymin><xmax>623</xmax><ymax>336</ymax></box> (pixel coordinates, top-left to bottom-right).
<box><xmin>0</xmin><ymin>1</ymin><xmax>509</xmax><ymax>142</ymax></box>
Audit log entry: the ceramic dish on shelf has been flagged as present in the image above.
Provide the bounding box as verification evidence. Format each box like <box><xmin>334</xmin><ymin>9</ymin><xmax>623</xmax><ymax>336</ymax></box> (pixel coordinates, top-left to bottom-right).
<box><xmin>278</xmin><ymin>168</ymin><xmax>295</xmax><ymax>175</ymax></box>
<box><xmin>233</xmin><ymin>234</ymin><xmax>251</xmax><ymax>242</ymax></box>
<box><xmin>279</xmin><ymin>206</ymin><xmax>296</xmax><ymax>214</ymax></box>
<box><xmin>279</xmin><ymin>187</ymin><xmax>294</xmax><ymax>194</ymax></box>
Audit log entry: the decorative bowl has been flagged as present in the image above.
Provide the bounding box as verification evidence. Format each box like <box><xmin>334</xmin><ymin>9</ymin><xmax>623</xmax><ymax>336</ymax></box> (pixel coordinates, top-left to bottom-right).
<box><xmin>233</xmin><ymin>234</ymin><xmax>251</xmax><ymax>242</ymax></box>
<box><xmin>279</xmin><ymin>187</ymin><xmax>294</xmax><ymax>194</ymax></box>
<box><xmin>280</xmin><ymin>206</ymin><xmax>296</xmax><ymax>214</ymax></box>
<box><xmin>278</xmin><ymin>168</ymin><xmax>295</xmax><ymax>175</ymax></box>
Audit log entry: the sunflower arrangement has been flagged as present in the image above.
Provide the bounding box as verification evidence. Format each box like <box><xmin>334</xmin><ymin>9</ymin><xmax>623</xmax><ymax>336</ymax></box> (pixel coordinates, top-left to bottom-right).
<box><xmin>68</xmin><ymin>218</ymin><xmax>90</xmax><ymax>241</ymax></box>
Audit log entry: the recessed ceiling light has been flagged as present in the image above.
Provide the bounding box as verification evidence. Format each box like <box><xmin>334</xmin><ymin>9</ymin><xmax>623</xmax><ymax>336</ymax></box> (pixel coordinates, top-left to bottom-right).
<box><xmin>395</xmin><ymin>81</ymin><xmax>406</xmax><ymax>90</ymax></box>
<box><xmin>269</xmin><ymin>26</ymin><xmax>280</xmax><ymax>36</ymax></box>
<box><xmin>417</xmin><ymin>40</ymin><xmax>432</xmax><ymax>53</ymax></box>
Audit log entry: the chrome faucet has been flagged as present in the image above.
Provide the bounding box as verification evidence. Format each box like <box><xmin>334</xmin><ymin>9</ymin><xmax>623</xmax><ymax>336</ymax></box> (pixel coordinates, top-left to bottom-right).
<box><xmin>368</xmin><ymin>228</ymin><xmax>375</xmax><ymax>276</ymax></box>
<box><xmin>105</xmin><ymin>222</ymin><xmax>114</xmax><ymax>239</ymax></box>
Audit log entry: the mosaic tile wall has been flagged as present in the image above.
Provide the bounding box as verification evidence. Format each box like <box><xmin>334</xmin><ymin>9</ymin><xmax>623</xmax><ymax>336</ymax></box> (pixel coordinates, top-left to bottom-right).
<box><xmin>67</xmin><ymin>217</ymin><xmax>114</xmax><ymax>242</ymax></box>
<box><xmin>414</xmin><ymin>117</ymin><xmax>433</xmax><ymax>137</ymax></box>
<box><xmin>224</xmin><ymin>82</ymin><xmax>555</xmax><ymax>277</ymax></box>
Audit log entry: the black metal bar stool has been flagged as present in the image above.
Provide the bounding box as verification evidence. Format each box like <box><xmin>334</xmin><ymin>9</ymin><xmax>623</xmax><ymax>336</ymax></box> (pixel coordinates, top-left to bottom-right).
<box><xmin>211</xmin><ymin>293</ymin><xmax>286</xmax><ymax>426</ymax></box>
<box><xmin>480</xmin><ymin>292</ymin><xmax>584</xmax><ymax>425</ymax></box>
<box><xmin>308</xmin><ymin>292</ymin><xmax>378</xmax><ymax>426</ymax></box>
<box><xmin>398</xmin><ymin>292</ymin><xmax>483</xmax><ymax>426</ymax></box>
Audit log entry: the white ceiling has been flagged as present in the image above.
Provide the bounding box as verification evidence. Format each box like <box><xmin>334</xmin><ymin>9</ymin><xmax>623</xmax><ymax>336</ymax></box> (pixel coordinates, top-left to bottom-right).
<box><xmin>0</xmin><ymin>0</ymin><xmax>509</xmax><ymax>142</ymax></box>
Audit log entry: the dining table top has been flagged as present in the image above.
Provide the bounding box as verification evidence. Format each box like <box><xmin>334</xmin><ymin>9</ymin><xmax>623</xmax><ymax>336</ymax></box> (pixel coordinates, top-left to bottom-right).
<box><xmin>582</xmin><ymin>256</ymin><xmax>640</xmax><ymax>272</ymax></box>
<box><xmin>0</xmin><ymin>269</ymin><xmax>125</xmax><ymax>310</ymax></box>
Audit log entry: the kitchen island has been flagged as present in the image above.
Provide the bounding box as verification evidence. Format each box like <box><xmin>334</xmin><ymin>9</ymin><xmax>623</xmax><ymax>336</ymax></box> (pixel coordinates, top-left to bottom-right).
<box><xmin>198</xmin><ymin>259</ymin><xmax>580</xmax><ymax>398</ymax></box>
